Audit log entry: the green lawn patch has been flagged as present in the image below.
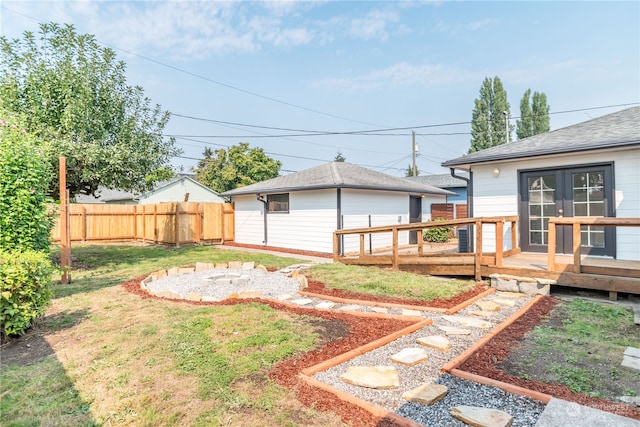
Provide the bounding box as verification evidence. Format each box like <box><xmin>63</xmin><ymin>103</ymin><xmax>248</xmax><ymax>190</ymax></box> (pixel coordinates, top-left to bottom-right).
<box><xmin>308</xmin><ymin>262</ymin><xmax>477</xmax><ymax>301</ymax></box>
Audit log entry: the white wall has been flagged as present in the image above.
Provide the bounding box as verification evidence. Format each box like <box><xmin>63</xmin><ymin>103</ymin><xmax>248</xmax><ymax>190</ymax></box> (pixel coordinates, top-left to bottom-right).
<box><xmin>471</xmin><ymin>147</ymin><xmax>640</xmax><ymax>260</ymax></box>
<box><xmin>266</xmin><ymin>189</ymin><xmax>337</xmax><ymax>253</ymax></box>
<box><xmin>140</xmin><ymin>179</ymin><xmax>225</xmax><ymax>204</ymax></box>
<box><xmin>233</xmin><ymin>195</ymin><xmax>266</xmax><ymax>246</ymax></box>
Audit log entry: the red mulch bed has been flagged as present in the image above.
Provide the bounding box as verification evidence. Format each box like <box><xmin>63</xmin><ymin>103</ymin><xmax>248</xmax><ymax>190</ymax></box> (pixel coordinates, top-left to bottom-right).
<box><xmin>123</xmin><ymin>275</ymin><xmax>417</xmax><ymax>426</ymax></box>
<box><xmin>457</xmin><ymin>296</ymin><xmax>640</xmax><ymax>420</ymax></box>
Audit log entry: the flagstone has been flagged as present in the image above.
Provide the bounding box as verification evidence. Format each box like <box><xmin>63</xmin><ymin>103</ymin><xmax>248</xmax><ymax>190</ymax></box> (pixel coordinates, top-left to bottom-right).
<box><xmin>371</xmin><ymin>307</ymin><xmax>388</xmax><ymax>314</ymax></box>
<box><xmin>339</xmin><ymin>304</ymin><xmax>361</xmax><ymax>311</ymax></box>
<box><xmin>476</xmin><ymin>300</ymin><xmax>501</xmax><ymax>312</ymax></box>
<box><xmin>441</xmin><ymin>315</ymin><xmax>492</xmax><ymax>328</ymax></box>
<box><xmin>437</xmin><ymin>325</ymin><xmax>472</xmax><ymax>335</ymax></box>
<box><xmin>493</xmin><ymin>298</ymin><xmax>516</xmax><ymax>307</ymax></box>
<box><xmin>316</xmin><ymin>301</ymin><xmax>336</xmax><ymax>309</ymax></box>
<box><xmin>496</xmin><ymin>291</ymin><xmax>527</xmax><ymax>298</ymax></box>
<box><xmin>277</xmin><ymin>294</ymin><xmax>293</xmax><ymax>301</ymax></box>
<box><xmin>291</xmin><ymin>298</ymin><xmax>314</xmax><ymax>305</ymax></box>
<box><xmin>416</xmin><ymin>335</ymin><xmax>451</xmax><ymax>352</ymax></box>
<box><xmin>402</xmin><ymin>383</ymin><xmax>448</xmax><ymax>405</ymax></box>
<box><xmin>470</xmin><ymin>310</ymin><xmax>495</xmax><ymax>318</ymax></box>
<box><xmin>339</xmin><ymin>366</ymin><xmax>399</xmax><ymax>389</ymax></box>
<box><xmin>450</xmin><ymin>405</ymin><xmax>514</xmax><ymax>427</ymax></box>
<box><xmin>402</xmin><ymin>309</ymin><xmax>423</xmax><ymax>316</ymax></box>
<box><xmin>390</xmin><ymin>348</ymin><xmax>429</xmax><ymax>366</ymax></box>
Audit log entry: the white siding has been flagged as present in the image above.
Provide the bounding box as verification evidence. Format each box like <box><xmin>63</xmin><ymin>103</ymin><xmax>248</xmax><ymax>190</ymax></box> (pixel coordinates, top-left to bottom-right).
<box><xmin>140</xmin><ymin>179</ymin><xmax>225</xmax><ymax>204</ymax></box>
<box><xmin>471</xmin><ymin>147</ymin><xmax>640</xmax><ymax>260</ymax></box>
<box><xmin>233</xmin><ymin>195</ymin><xmax>266</xmax><ymax>246</ymax></box>
<box><xmin>266</xmin><ymin>189</ymin><xmax>337</xmax><ymax>253</ymax></box>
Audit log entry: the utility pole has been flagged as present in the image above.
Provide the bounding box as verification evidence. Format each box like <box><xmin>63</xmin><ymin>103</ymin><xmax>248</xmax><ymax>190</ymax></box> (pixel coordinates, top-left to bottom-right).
<box><xmin>412</xmin><ymin>130</ymin><xmax>417</xmax><ymax>176</ymax></box>
<box><xmin>503</xmin><ymin>111</ymin><xmax>510</xmax><ymax>144</ymax></box>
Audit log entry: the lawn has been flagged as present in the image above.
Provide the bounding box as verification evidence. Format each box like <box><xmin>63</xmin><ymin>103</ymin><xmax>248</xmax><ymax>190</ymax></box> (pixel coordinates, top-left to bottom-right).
<box><xmin>1</xmin><ymin>244</ymin><xmax>345</xmax><ymax>427</ymax></box>
<box><xmin>500</xmin><ymin>297</ymin><xmax>640</xmax><ymax>400</ymax></box>
<box><xmin>1</xmin><ymin>243</ymin><xmax>478</xmax><ymax>426</ymax></box>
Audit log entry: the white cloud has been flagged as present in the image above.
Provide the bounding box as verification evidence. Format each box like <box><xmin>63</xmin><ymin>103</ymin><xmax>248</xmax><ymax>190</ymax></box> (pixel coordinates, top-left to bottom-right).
<box><xmin>313</xmin><ymin>61</ymin><xmax>476</xmax><ymax>92</ymax></box>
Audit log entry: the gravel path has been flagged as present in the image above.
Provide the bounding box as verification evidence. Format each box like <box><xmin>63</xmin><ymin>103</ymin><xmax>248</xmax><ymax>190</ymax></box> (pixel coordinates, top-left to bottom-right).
<box><xmin>144</xmin><ymin>265</ymin><xmax>546</xmax><ymax>426</ymax></box>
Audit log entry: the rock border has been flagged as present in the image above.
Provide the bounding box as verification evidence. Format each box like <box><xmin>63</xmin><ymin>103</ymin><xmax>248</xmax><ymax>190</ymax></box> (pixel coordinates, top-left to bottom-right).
<box><xmin>490</xmin><ymin>273</ymin><xmax>554</xmax><ymax>295</ymax></box>
<box><xmin>139</xmin><ymin>261</ymin><xmax>309</xmax><ymax>302</ymax></box>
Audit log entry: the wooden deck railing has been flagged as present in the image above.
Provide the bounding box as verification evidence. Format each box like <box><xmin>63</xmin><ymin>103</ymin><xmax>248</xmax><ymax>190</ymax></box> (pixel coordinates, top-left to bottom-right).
<box><xmin>333</xmin><ymin>216</ymin><xmax>519</xmax><ymax>280</ymax></box>
<box><xmin>548</xmin><ymin>216</ymin><xmax>640</xmax><ymax>274</ymax></box>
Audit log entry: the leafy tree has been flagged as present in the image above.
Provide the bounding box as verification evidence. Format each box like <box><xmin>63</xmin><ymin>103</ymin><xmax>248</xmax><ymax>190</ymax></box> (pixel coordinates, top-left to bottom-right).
<box><xmin>469</xmin><ymin>76</ymin><xmax>513</xmax><ymax>153</ymax></box>
<box><xmin>405</xmin><ymin>165</ymin><xmax>419</xmax><ymax>177</ymax></box>
<box><xmin>516</xmin><ymin>89</ymin><xmax>550</xmax><ymax>139</ymax></box>
<box><xmin>195</xmin><ymin>143</ymin><xmax>281</xmax><ymax>193</ymax></box>
<box><xmin>0</xmin><ymin>22</ymin><xmax>180</xmax><ymax>200</ymax></box>
<box><xmin>334</xmin><ymin>151</ymin><xmax>346</xmax><ymax>162</ymax></box>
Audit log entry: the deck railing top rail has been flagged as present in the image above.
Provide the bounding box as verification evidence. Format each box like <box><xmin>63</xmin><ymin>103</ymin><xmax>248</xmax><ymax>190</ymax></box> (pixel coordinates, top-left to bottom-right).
<box><xmin>334</xmin><ymin>215</ymin><xmax>519</xmax><ymax>236</ymax></box>
<box><xmin>549</xmin><ymin>216</ymin><xmax>640</xmax><ymax>226</ymax></box>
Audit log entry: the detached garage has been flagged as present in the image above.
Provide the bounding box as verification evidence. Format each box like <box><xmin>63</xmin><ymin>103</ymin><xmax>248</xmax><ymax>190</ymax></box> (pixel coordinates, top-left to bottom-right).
<box><xmin>221</xmin><ymin>162</ymin><xmax>454</xmax><ymax>254</ymax></box>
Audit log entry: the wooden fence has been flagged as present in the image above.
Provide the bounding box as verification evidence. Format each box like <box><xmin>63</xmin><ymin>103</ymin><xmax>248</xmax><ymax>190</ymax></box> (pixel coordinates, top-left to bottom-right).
<box><xmin>50</xmin><ymin>202</ymin><xmax>234</xmax><ymax>246</ymax></box>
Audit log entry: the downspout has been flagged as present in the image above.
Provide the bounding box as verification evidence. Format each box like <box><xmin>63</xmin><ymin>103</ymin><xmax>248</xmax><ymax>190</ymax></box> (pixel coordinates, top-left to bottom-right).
<box><xmin>450</xmin><ymin>168</ymin><xmax>473</xmax><ymax>252</ymax></box>
<box><xmin>257</xmin><ymin>194</ymin><xmax>268</xmax><ymax>246</ymax></box>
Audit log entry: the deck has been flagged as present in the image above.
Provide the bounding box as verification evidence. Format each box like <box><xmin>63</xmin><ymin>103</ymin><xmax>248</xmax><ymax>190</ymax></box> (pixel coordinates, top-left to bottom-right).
<box><xmin>333</xmin><ymin>216</ymin><xmax>640</xmax><ymax>300</ymax></box>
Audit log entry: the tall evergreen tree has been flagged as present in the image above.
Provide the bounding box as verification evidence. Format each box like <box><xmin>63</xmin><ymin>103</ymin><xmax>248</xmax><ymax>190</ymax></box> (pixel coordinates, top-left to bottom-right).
<box><xmin>469</xmin><ymin>76</ymin><xmax>512</xmax><ymax>153</ymax></box>
<box><xmin>516</xmin><ymin>89</ymin><xmax>550</xmax><ymax>139</ymax></box>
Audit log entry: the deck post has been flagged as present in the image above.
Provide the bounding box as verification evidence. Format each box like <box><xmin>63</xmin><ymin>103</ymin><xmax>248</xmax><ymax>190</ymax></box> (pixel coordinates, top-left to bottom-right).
<box><xmin>359</xmin><ymin>233</ymin><xmax>365</xmax><ymax>258</ymax></box>
<box><xmin>547</xmin><ymin>221</ymin><xmax>556</xmax><ymax>271</ymax></box>
<box><xmin>417</xmin><ymin>227</ymin><xmax>424</xmax><ymax>255</ymax></box>
<box><xmin>495</xmin><ymin>220</ymin><xmax>504</xmax><ymax>267</ymax></box>
<box><xmin>511</xmin><ymin>219</ymin><xmax>518</xmax><ymax>253</ymax></box>
<box><xmin>333</xmin><ymin>232</ymin><xmax>339</xmax><ymax>262</ymax></box>
<box><xmin>572</xmin><ymin>222</ymin><xmax>581</xmax><ymax>273</ymax></box>
<box><xmin>474</xmin><ymin>220</ymin><xmax>482</xmax><ymax>281</ymax></box>
<box><xmin>392</xmin><ymin>228</ymin><xmax>399</xmax><ymax>270</ymax></box>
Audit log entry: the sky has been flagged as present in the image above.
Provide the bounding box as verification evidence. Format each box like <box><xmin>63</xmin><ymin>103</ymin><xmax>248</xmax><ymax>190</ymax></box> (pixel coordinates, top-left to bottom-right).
<box><xmin>1</xmin><ymin>1</ymin><xmax>639</xmax><ymax>177</ymax></box>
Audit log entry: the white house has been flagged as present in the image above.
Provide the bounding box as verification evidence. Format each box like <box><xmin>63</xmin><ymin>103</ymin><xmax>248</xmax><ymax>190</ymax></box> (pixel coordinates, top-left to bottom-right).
<box><xmin>74</xmin><ymin>175</ymin><xmax>226</xmax><ymax>205</ymax></box>
<box><xmin>442</xmin><ymin>106</ymin><xmax>640</xmax><ymax>261</ymax></box>
<box><xmin>221</xmin><ymin>162</ymin><xmax>455</xmax><ymax>254</ymax></box>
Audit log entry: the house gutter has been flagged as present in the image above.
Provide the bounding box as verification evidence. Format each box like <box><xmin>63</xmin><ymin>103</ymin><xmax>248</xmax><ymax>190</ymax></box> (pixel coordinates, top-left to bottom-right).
<box><xmin>450</xmin><ymin>168</ymin><xmax>472</xmax><ymax>252</ymax></box>
<box><xmin>256</xmin><ymin>194</ymin><xmax>268</xmax><ymax>246</ymax></box>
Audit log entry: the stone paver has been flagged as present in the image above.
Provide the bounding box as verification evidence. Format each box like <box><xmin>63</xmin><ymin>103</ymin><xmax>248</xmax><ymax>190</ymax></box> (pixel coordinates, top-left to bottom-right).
<box><xmin>622</xmin><ymin>347</ymin><xmax>640</xmax><ymax>372</ymax></box>
<box><xmin>316</xmin><ymin>301</ymin><xmax>336</xmax><ymax>309</ymax></box>
<box><xmin>401</xmin><ymin>308</ymin><xmax>423</xmax><ymax>316</ymax></box>
<box><xmin>476</xmin><ymin>300</ymin><xmax>501</xmax><ymax>312</ymax></box>
<box><xmin>441</xmin><ymin>314</ymin><xmax>492</xmax><ymax>328</ymax></box>
<box><xmin>390</xmin><ymin>348</ymin><xmax>429</xmax><ymax>366</ymax></box>
<box><xmin>470</xmin><ymin>310</ymin><xmax>495</xmax><ymax>318</ymax></box>
<box><xmin>291</xmin><ymin>298</ymin><xmax>314</xmax><ymax>305</ymax></box>
<box><xmin>493</xmin><ymin>297</ymin><xmax>516</xmax><ymax>307</ymax></box>
<box><xmin>416</xmin><ymin>335</ymin><xmax>452</xmax><ymax>352</ymax></box>
<box><xmin>339</xmin><ymin>366</ymin><xmax>400</xmax><ymax>389</ymax></box>
<box><xmin>339</xmin><ymin>304</ymin><xmax>362</xmax><ymax>311</ymax></box>
<box><xmin>402</xmin><ymin>383</ymin><xmax>448</xmax><ymax>406</ymax></box>
<box><xmin>437</xmin><ymin>325</ymin><xmax>472</xmax><ymax>336</ymax></box>
<box><xmin>451</xmin><ymin>406</ymin><xmax>513</xmax><ymax>427</ymax></box>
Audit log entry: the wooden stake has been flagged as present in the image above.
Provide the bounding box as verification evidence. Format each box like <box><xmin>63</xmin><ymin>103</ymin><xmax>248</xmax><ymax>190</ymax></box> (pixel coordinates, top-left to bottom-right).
<box><xmin>59</xmin><ymin>157</ymin><xmax>71</xmax><ymax>284</ymax></box>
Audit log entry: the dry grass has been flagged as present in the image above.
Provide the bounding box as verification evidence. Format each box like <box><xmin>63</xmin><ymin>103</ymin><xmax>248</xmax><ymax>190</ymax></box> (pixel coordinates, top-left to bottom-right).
<box><xmin>1</xmin><ymin>245</ymin><xmax>345</xmax><ymax>427</ymax></box>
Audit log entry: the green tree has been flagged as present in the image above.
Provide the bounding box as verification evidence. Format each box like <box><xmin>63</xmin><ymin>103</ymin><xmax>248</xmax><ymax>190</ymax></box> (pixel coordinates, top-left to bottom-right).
<box><xmin>469</xmin><ymin>76</ymin><xmax>512</xmax><ymax>153</ymax></box>
<box><xmin>516</xmin><ymin>89</ymin><xmax>550</xmax><ymax>139</ymax></box>
<box><xmin>334</xmin><ymin>151</ymin><xmax>346</xmax><ymax>162</ymax></box>
<box><xmin>0</xmin><ymin>22</ymin><xmax>179</xmax><ymax>200</ymax></box>
<box><xmin>405</xmin><ymin>164</ymin><xmax>419</xmax><ymax>177</ymax></box>
<box><xmin>195</xmin><ymin>143</ymin><xmax>281</xmax><ymax>193</ymax></box>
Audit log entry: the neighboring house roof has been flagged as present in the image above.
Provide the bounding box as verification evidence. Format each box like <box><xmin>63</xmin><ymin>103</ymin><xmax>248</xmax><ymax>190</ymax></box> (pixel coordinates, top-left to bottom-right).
<box><xmin>442</xmin><ymin>106</ymin><xmax>640</xmax><ymax>168</ymax></box>
<box><xmin>73</xmin><ymin>175</ymin><xmax>220</xmax><ymax>203</ymax></box>
<box><xmin>221</xmin><ymin>162</ymin><xmax>456</xmax><ymax>197</ymax></box>
<box><xmin>405</xmin><ymin>172</ymin><xmax>468</xmax><ymax>188</ymax></box>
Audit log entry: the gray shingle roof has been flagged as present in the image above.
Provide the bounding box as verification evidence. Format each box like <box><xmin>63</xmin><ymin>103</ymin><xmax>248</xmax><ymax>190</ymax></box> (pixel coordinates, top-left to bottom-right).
<box><xmin>442</xmin><ymin>106</ymin><xmax>640</xmax><ymax>168</ymax></box>
<box><xmin>221</xmin><ymin>162</ymin><xmax>456</xmax><ymax>196</ymax></box>
<box><xmin>405</xmin><ymin>172</ymin><xmax>468</xmax><ymax>188</ymax></box>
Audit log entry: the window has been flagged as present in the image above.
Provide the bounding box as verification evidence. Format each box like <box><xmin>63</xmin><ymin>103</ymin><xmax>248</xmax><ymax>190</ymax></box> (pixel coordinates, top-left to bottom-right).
<box><xmin>267</xmin><ymin>193</ymin><xmax>289</xmax><ymax>213</ymax></box>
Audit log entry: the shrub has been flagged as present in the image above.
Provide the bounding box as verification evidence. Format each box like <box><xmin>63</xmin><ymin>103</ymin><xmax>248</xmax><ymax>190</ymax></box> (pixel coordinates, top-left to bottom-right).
<box><xmin>0</xmin><ymin>113</ymin><xmax>54</xmax><ymax>253</ymax></box>
<box><xmin>0</xmin><ymin>249</ymin><xmax>56</xmax><ymax>338</ymax></box>
<box><xmin>423</xmin><ymin>218</ymin><xmax>453</xmax><ymax>243</ymax></box>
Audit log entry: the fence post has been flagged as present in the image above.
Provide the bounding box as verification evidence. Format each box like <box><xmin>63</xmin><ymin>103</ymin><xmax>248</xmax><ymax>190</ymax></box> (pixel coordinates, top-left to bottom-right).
<box><xmin>392</xmin><ymin>227</ymin><xmax>399</xmax><ymax>270</ymax></box>
<box><xmin>547</xmin><ymin>221</ymin><xmax>556</xmax><ymax>272</ymax></box>
<box><xmin>474</xmin><ymin>220</ymin><xmax>482</xmax><ymax>281</ymax></box>
<box><xmin>572</xmin><ymin>222</ymin><xmax>581</xmax><ymax>273</ymax></box>
<box><xmin>81</xmin><ymin>206</ymin><xmax>87</xmax><ymax>242</ymax></box>
<box><xmin>153</xmin><ymin>204</ymin><xmax>158</xmax><ymax>243</ymax></box>
<box><xmin>495</xmin><ymin>220</ymin><xmax>504</xmax><ymax>267</ymax></box>
<box><xmin>174</xmin><ymin>202</ymin><xmax>180</xmax><ymax>248</ymax></box>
